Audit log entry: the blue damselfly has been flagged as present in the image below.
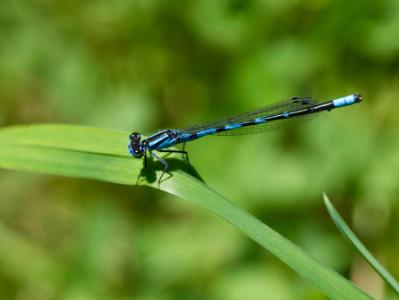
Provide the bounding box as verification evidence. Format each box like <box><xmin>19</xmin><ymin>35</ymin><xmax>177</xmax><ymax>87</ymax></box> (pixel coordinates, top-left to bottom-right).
<box><xmin>129</xmin><ymin>94</ymin><xmax>362</xmax><ymax>183</ymax></box>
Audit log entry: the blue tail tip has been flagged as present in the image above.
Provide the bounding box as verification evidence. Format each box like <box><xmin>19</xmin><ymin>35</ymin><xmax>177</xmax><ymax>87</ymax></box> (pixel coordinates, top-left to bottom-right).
<box><xmin>333</xmin><ymin>93</ymin><xmax>362</xmax><ymax>107</ymax></box>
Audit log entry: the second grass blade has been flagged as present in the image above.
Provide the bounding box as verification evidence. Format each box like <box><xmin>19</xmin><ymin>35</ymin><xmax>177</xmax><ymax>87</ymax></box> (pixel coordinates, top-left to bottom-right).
<box><xmin>324</xmin><ymin>193</ymin><xmax>399</xmax><ymax>295</ymax></box>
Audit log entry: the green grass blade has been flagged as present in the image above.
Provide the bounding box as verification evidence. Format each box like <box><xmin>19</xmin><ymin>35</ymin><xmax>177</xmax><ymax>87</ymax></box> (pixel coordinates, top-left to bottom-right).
<box><xmin>0</xmin><ymin>124</ymin><xmax>371</xmax><ymax>300</ymax></box>
<box><xmin>323</xmin><ymin>193</ymin><xmax>399</xmax><ymax>295</ymax></box>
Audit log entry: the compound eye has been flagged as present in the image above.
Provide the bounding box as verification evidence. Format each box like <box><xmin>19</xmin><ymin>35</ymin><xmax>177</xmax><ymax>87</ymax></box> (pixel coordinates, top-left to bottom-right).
<box><xmin>130</xmin><ymin>132</ymin><xmax>141</xmax><ymax>140</ymax></box>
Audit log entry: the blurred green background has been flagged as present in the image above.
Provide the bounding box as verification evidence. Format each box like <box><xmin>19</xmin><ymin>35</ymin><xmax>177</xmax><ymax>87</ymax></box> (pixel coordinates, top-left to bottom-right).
<box><xmin>1</xmin><ymin>0</ymin><xmax>398</xmax><ymax>299</ymax></box>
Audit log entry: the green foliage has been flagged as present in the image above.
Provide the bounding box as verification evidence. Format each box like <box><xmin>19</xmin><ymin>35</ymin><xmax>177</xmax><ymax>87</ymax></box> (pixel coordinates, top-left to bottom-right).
<box><xmin>1</xmin><ymin>0</ymin><xmax>399</xmax><ymax>299</ymax></box>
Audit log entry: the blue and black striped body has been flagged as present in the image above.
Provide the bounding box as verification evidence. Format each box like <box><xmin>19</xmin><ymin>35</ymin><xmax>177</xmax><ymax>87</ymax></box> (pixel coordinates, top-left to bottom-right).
<box><xmin>128</xmin><ymin>94</ymin><xmax>362</xmax><ymax>183</ymax></box>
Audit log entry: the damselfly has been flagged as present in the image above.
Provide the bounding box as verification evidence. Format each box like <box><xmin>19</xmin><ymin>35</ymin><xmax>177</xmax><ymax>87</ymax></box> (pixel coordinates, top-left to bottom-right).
<box><xmin>129</xmin><ymin>94</ymin><xmax>362</xmax><ymax>183</ymax></box>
